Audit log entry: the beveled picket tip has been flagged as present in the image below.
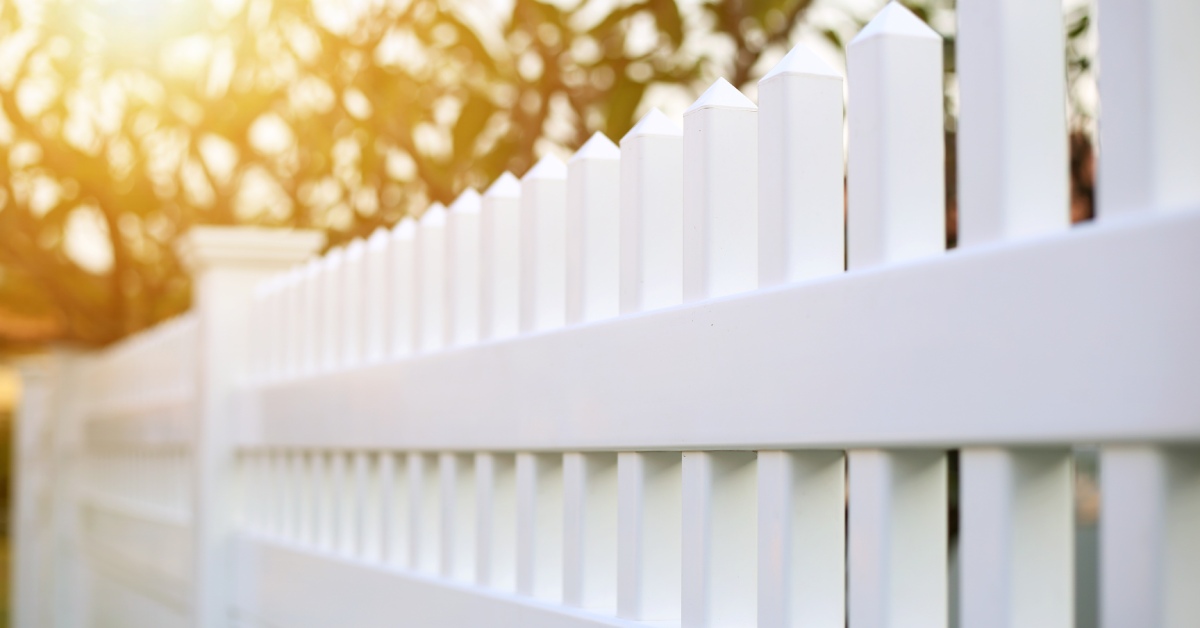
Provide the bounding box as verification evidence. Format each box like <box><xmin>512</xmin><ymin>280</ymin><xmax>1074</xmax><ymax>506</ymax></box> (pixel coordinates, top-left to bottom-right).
<box><xmin>486</xmin><ymin>171</ymin><xmax>522</xmax><ymax>198</ymax></box>
<box><xmin>392</xmin><ymin>215</ymin><xmax>417</xmax><ymax>239</ymax></box>
<box><xmin>523</xmin><ymin>154</ymin><xmax>568</xmax><ymax>181</ymax></box>
<box><xmin>761</xmin><ymin>43</ymin><xmax>841</xmax><ymax>84</ymax></box>
<box><xmin>345</xmin><ymin>236</ymin><xmax>367</xmax><ymax>261</ymax></box>
<box><xmin>421</xmin><ymin>202</ymin><xmax>448</xmax><ymax>226</ymax></box>
<box><xmin>684</xmin><ymin>77</ymin><xmax>757</xmax><ymax>115</ymax></box>
<box><xmin>570</xmin><ymin>132</ymin><xmax>620</xmax><ymax>163</ymax></box>
<box><xmin>367</xmin><ymin>225</ymin><xmax>389</xmax><ymax>250</ymax></box>
<box><xmin>850</xmin><ymin>1</ymin><xmax>940</xmax><ymax>44</ymax></box>
<box><xmin>450</xmin><ymin>188</ymin><xmax>483</xmax><ymax>213</ymax></box>
<box><xmin>622</xmin><ymin>108</ymin><xmax>682</xmax><ymax>142</ymax></box>
<box><xmin>323</xmin><ymin>245</ymin><xmax>346</xmax><ymax>266</ymax></box>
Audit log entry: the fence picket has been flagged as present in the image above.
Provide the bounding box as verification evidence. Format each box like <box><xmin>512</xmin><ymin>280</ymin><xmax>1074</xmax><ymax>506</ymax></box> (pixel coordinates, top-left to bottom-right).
<box><xmin>1100</xmin><ymin>446</ymin><xmax>1200</xmax><ymax>628</ymax></box>
<box><xmin>447</xmin><ymin>190</ymin><xmax>482</xmax><ymax>347</ymax></box>
<box><xmin>342</xmin><ymin>238</ymin><xmax>367</xmax><ymax>367</ymax></box>
<box><xmin>848</xmin><ymin>449</ymin><xmax>948</xmax><ymax>628</ymax></box>
<box><xmin>619</xmin><ymin>108</ymin><xmax>683</xmax><ymax>314</ymax></box>
<box><xmin>516</xmin><ymin>452</ymin><xmax>564</xmax><ymax>602</ymax></box>
<box><xmin>617</xmin><ymin>452</ymin><xmax>682</xmax><ymax>621</ymax></box>
<box><xmin>1097</xmin><ymin>0</ymin><xmax>1200</xmax><ymax>216</ymax></box>
<box><xmin>960</xmin><ymin>448</ymin><xmax>1074</xmax><ymax>628</ymax></box>
<box><xmin>320</xmin><ymin>247</ymin><xmax>345</xmax><ymax>371</ymax></box>
<box><xmin>363</xmin><ymin>227</ymin><xmax>391</xmax><ymax>364</ymax></box>
<box><xmin>683</xmin><ymin>79</ymin><xmax>758</xmax><ymax>301</ymax></box>
<box><xmin>566</xmin><ymin>133</ymin><xmax>621</xmax><ymax>325</ymax></box>
<box><xmin>847</xmin><ymin>1</ymin><xmax>944</xmax><ymax>270</ymax></box>
<box><xmin>681</xmin><ymin>450</ymin><xmax>757</xmax><ymax>627</ymax></box>
<box><xmin>439</xmin><ymin>452</ymin><xmax>476</xmax><ymax>581</ymax></box>
<box><xmin>389</xmin><ymin>217</ymin><xmax>417</xmax><ymax>358</ymax></box>
<box><xmin>757</xmin><ymin>450</ymin><xmax>845</xmax><ymax>627</ymax></box>
<box><xmin>474</xmin><ymin>452</ymin><xmax>517</xmax><ymax>591</ymax></box>
<box><xmin>758</xmin><ymin>45</ymin><xmax>845</xmax><ymax>286</ymax></box>
<box><xmin>957</xmin><ymin>0</ymin><xmax>1067</xmax><ymax>244</ymax></box>
<box><xmin>418</xmin><ymin>204</ymin><xmax>448</xmax><ymax>352</ymax></box>
<box><xmin>481</xmin><ymin>172</ymin><xmax>522</xmax><ymax>341</ymax></box>
<box><xmin>562</xmin><ymin>452</ymin><xmax>618</xmax><ymax>610</ymax></box>
<box><xmin>519</xmin><ymin>157</ymin><xmax>569</xmax><ymax>333</ymax></box>
<box><xmin>300</xmin><ymin>258</ymin><xmax>321</xmax><ymax>375</ymax></box>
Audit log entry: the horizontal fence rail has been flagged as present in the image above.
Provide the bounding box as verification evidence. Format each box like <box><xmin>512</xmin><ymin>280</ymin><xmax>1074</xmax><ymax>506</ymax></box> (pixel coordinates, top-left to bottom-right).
<box><xmin>12</xmin><ymin>1</ymin><xmax>1200</xmax><ymax>628</ymax></box>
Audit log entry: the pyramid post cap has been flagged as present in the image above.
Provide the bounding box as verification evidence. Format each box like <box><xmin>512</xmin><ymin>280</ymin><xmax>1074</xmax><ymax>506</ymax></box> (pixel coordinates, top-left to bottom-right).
<box><xmin>850</xmin><ymin>1</ymin><xmax>941</xmax><ymax>46</ymax></box>
<box><xmin>522</xmin><ymin>154</ymin><xmax>568</xmax><ymax>181</ymax></box>
<box><xmin>484</xmin><ymin>171</ymin><xmax>522</xmax><ymax>199</ymax></box>
<box><xmin>622</xmin><ymin>108</ymin><xmax>682</xmax><ymax>143</ymax></box>
<box><xmin>761</xmin><ymin>43</ymin><xmax>842</xmax><ymax>83</ymax></box>
<box><xmin>684</xmin><ymin>77</ymin><xmax>757</xmax><ymax>115</ymax></box>
<box><xmin>449</xmin><ymin>188</ymin><xmax>482</xmax><ymax>213</ymax></box>
<box><xmin>569</xmin><ymin>131</ymin><xmax>620</xmax><ymax>163</ymax></box>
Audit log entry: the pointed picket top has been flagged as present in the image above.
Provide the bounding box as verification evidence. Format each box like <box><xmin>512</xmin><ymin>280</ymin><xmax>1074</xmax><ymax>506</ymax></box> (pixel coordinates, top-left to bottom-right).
<box><xmin>324</xmin><ymin>245</ymin><xmax>345</xmax><ymax>265</ymax></box>
<box><xmin>450</xmin><ymin>188</ymin><xmax>482</xmax><ymax>213</ymax></box>
<box><xmin>523</xmin><ymin>154</ymin><xmax>568</xmax><ymax>181</ymax></box>
<box><xmin>392</xmin><ymin>215</ymin><xmax>417</xmax><ymax>239</ymax></box>
<box><xmin>345</xmin><ymin>236</ymin><xmax>367</xmax><ymax>260</ymax></box>
<box><xmin>304</xmin><ymin>256</ymin><xmax>322</xmax><ymax>279</ymax></box>
<box><xmin>485</xmin><ymin>171</ymin><xmax>522</xmax><ymax>198</ymax></box>
<box><xmin>623</xmin><ymin>108</ymin><xmax>682</xmax><ymax>143</ymax></box>
<box><xmin>420</xmin><ymin>201</ymin><xmax>448</xmax><ymax>226</ymax></box>
<box><xmin>851</xmin><ymin>1</ymin><xmax>940</xmax><ymax>45</ymax></box>
<box><xmin>367</xmin><ymin>225</ymin><xmax>389</xmax><ymax>251</ymax></box>
<box><xmin>761</xmin><ymin>43</ymin><xmax>841</xmax><ymax>84</ymax></box>
<box><xmin>684</xmin><ymin>77</ymin><xmax>757</xmax><ymax>116</ymax></box>
<box><xmin>570</xmin><ymin>131</ymin><xmax>620</xmax><ymax>163</ymax></box>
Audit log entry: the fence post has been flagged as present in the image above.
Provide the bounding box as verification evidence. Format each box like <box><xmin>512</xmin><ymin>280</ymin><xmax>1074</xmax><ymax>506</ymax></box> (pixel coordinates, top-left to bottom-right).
<box><xmin>176</xmin><ymin>226</ymin><xmax>324</xmax><ymax>628</ymax></box>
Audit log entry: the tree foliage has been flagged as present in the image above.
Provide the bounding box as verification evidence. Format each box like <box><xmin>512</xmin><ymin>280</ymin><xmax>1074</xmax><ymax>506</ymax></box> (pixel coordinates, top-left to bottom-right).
<box><xmin>0</xmin><ymin>0</ymin><xmax>827</xmax><ymax>348</ymax></box>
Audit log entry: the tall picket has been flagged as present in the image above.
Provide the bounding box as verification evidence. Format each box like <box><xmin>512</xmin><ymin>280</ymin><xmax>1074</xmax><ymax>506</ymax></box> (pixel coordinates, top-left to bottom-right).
<box><xmin>682</xmin><ymin>79</ymin><xmax>758</xmax><ymax>302</ymax></box>
<box><xmin>956</xmin><ymin>1</ymin><xmax>1074</xmax><ymax>625</ymax></box>
<box><xmin>447</xmin><ymin>189</ymin><xmax>482</xmax><ymax>347</ymax></box>
<box><xmin>418</xmin><ymin>203</ymin><xmax>448</xmax><ymax>352</ymax></box>
<box><xmin>618</xmin><ymin>108</ymin><xmax>684</xmax><ymax>314</ymax></box>
<box><xmin>341</xmin><ymin>238</ymin><xmax>366</xmax><ymax>366</ymax></box>
<box><xmin>757</xmin><ymin>44</ymin><xmax>845</xmax><ymax>286</ymax></box>
<box><xmin>566</xmin><ymin>133</ymin><xmax>621</xmax><ymax>324</ymax></box>
<box><xmin>480</xmin><ymin>173</ymin><xmax>522</xmax><ymax>341</ymax></box>
<box><xmin>389</xmin><ymin>217</ymin><xmax>417</xmax><ymax>358</ymax></box>
<box><xmin>1097</xmin><ymin>0</ymin><xmax>1200</xmax><ymax>217</ymax></box>
<box><xmin>1095</xmin><ymin>3</ymin><xmax>1200</xmax><ymax>626</ymax></box>
<box><xmin>519</xmin><ymin>156</ymin><xmax>568</xmax><ymax>333</ymax></box>
<box><xmin>363</xmin><ymin>227</ymin><xmax>391</xmax><ymax>364</ymax></box>
<box><xmin>845</xmin><ymin>4</ymin><xmax>947</xmax><ymax>628</ymax></box>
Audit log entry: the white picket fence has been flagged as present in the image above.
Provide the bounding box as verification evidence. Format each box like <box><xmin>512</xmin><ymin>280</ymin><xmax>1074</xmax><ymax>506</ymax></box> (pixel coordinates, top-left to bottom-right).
<box><xmin>12</xmin><ymin>1</ymin><xmax>1200</xmax><ymax>627</ymax></box>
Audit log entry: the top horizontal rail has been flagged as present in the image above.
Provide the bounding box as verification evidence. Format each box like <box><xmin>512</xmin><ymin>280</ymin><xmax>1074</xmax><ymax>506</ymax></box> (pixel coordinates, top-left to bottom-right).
<box><xmin>237</xmin><ymin>209</ymin><xmax>1200</xmax><ymax>452</ymax></box>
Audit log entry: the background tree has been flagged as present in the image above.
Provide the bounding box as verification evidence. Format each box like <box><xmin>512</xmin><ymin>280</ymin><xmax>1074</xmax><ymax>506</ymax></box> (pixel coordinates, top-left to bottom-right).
<box><xmin>0</xmin><ymin>0</ymin><xmax>1094</xmax><ymax>350</ymax></box>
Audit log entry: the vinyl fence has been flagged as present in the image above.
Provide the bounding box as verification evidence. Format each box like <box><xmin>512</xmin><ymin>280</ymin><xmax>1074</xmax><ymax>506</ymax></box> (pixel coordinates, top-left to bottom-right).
<box><xmin>13</xmin><ymin>1</ymin><xmax>1200</xmax><ymax>627</ymax></box>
